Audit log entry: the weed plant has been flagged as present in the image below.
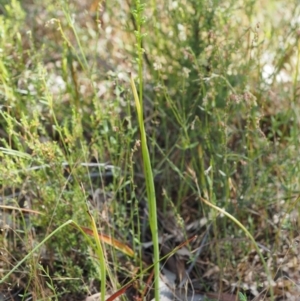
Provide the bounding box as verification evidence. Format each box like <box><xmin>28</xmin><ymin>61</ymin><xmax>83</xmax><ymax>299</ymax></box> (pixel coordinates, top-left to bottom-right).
<box><xmin>0</xmin><ymin>0</ymin><xmax>300</xmax><ymax>300</ymax></box>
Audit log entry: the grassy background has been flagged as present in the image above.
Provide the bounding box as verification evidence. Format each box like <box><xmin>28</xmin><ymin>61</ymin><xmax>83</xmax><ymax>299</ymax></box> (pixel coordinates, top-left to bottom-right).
<box><xmin>0</xmin><ymin>0</ymin><xmax>300</xmax><ymax>300</ymax></box>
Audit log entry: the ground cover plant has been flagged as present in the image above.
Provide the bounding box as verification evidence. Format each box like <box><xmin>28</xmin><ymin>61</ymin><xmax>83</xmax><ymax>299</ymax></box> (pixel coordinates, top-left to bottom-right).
<box><xmin>0</xmin><ymin>0</ymin><xmax>300</xmax><ymax>300</ymax></box>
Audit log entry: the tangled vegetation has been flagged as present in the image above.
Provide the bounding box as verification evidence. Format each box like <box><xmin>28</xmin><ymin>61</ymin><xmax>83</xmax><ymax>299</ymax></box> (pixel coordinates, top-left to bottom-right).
<box><xmin>0</xmin><ymin>0</ymin><xmax>300</xmax><ymax>300</ymax></box>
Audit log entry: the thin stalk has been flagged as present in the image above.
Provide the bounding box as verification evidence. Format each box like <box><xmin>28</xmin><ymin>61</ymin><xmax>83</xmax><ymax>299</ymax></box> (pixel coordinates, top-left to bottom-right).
<box><xmin>131</xmin><ymin>2</ymin><xmax>160</xmax><ymax>300</ymax></box>
<box><xmin>88</xmin><ymin>211</ymin><xmax>107</xmax><ymax>301</ymax></box>
<box><xmin>130</xmin><ymin>74</ymin><xmax>160</xmax><ymax>301</ymax></box>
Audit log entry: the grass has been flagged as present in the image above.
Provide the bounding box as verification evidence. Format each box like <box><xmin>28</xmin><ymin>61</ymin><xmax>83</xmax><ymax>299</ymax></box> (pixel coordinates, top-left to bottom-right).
<box><xmin>0</xmin><ymin>0</ymin><xmax>300</xmax><ymax>300</ymax></box>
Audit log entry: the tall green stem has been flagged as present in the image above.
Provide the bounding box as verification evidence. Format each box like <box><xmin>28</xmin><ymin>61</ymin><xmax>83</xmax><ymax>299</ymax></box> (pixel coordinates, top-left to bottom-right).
<box><xmin>131</xmin><ymin>2</ymin><xmax>160</xmax><ymax>299</ymax></box>
<box><xmin>131</xmin><ymin>74</ymin><xmax>160</xmax><ymax>301</ymax></box>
